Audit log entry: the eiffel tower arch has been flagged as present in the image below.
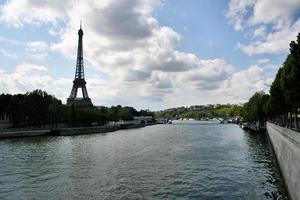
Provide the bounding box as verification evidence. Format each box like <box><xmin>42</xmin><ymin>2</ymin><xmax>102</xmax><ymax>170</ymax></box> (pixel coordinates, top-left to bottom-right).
<box><xmin>67</xmin><ymin>23</ymin><xmax>93</xmax><ymax>106</ymax></box>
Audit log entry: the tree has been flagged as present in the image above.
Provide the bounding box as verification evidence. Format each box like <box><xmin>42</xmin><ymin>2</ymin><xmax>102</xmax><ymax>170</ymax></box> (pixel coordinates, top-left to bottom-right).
<box><xmin>268</xmin><ymin>67</ymin><xmax>287</xmax><ymax>121</ymax></box>
<box><xmin>280</xmin><ymin>33</ymin><xmax>300</xmax><ymax>128</ymax></box>
<box><xmin>241</xmin><ymin>91</ymin><xmax>269</xmax><ymax>124</ymax></box>
<box><xmin>0</xmin><ymin>90</ymin><xmax>154</xmax><ymax>128</ymax></box>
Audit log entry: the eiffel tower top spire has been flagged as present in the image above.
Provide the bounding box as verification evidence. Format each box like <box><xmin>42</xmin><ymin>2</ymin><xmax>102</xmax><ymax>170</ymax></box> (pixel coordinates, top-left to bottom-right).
<box><xmin>78</xmin><ymin>20</ymin><xmax>83</xmax><ymax>36</ymax></box>
<box><xmin>75</xmin><ymin>22</ymin><xmax>84</xmax><ymax>80</ymax></box>
<box><xmin>67</xmin><ymin>22</ymin><xmax>92</xmax><ymax>106</ymax></box>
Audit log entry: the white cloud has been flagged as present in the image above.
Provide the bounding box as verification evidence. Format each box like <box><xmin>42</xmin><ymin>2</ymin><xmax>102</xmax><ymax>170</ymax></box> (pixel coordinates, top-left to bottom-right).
<box><xmin>226</xmin><ymin>0</ymin><xmax>256</xmax><ymax>31</ymax></box>
<box><xmin>0</xmin><ymin>0</ymin><xmax>69</xmax><ymax>27</ymax></box>
<box><xmin>221</xmin><ymin>65</ymin><xmax>266</xmax><ymax>99</ymax></box>
<box><xmin>226</xmin><ymin>0</ymin><xmax>300</xmax><ymax>55</ymax></box>
<box><xmin>0</xmin><ymin>69</ymin><xmax>9</xmax><ymax>93</ymax></box>
<box><xmin>0</xmin><ymin>63</ymin><xmax>127</xmax><ymax>108</ymax></box>
<box><xmin>0</xmin><ymin>36</ymin><xmax>22</xmax><ymax>45</ymax></box>
<box><xmin>239</xmin><ymin>20</ymin><xmax>300</xmax><ymax>55</ymax></box>
<box><xmin>250</xmin><ymin>0</ymin><xmax>300</xmax><ymax>25</ymax></box>
<box><xmin>253</xmin><ymin>25</ymin><xmax>266</xmax><ymax>37</ymax></box>
<box><xmin>257</xmin><ymin>58</ymin><xmax>269</xmax><ymax>64</ymax></box>
<box><xmin>0</xmin><ymin>64</ymin><xmax>69</xmax><ymax>100</ymax></box>
<box><xmin>0</xmin><ymin>48</ymin><xmax>17</xmax><ymax>58</ymax></box>
<box><xmin>25</xmin><ymin>41</ymin><xmax>49</xmax><ymax>60</ymax></box>
<box><xmin>178</xmin><ymin>59</ymin><xmax>235</xmax><ymax>90</ymax></box>
<box><xmin>0</xmin><ymin>0</ymin><xmax>280</xmax><ymax>109</ymax></box>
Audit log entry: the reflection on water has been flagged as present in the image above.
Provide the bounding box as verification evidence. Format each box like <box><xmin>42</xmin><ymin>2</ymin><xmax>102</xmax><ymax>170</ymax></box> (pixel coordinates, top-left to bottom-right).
<box><xmin>0</xmin><ymin>124</ymin><xmax>288</xmax><ymax>199</ymax></box>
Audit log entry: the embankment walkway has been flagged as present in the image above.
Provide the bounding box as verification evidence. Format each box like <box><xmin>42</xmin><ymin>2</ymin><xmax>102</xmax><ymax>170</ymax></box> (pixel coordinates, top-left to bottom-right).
<box><xmin>267</xmin><ymin>122</ymin><xmax>300</xmax><ymax>200</ymax></box>
<box><xmin>0</xmin><ymin>123</ymin><xmax>159</xmax><ymax>139</ymax></box>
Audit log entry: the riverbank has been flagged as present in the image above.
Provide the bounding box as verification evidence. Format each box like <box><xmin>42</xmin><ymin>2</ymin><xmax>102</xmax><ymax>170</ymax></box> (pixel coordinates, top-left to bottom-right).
<box><xmin>267</xmin><ymin>122</ymin><xmax>300</xmax><ymax>200</ymax></box>
<box><xmin>0</xmin><ymin>122</ymin><xmax>160</xmax><ymax>139</ymax></box>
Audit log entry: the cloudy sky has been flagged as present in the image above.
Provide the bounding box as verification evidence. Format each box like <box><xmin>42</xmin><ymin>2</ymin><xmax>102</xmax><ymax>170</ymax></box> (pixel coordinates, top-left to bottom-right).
<box><xmin>0</xmin><ymin>0</ymin><xmax>299</xmax><ymax>110</ymax></box>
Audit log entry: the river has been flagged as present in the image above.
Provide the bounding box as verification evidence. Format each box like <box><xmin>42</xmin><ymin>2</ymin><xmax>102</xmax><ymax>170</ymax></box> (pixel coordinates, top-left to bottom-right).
<box><xmin>0</xmin><ymin>122</ymin><xmax>289</xmax><ymax>199</ymax></box>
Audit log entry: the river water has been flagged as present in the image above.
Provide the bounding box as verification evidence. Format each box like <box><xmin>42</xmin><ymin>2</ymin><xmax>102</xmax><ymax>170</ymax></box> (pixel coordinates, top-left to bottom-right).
<box><xmin>0</xmin><ymin>122</ymin><xmax>289</xmax><ymax>199</ymax></box>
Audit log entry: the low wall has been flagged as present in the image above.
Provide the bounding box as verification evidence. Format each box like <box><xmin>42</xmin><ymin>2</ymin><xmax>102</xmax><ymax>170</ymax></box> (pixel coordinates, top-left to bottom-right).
<box><xmin>0</xmin><ymin>130</ymin><xmax>50</xmax><ymax>139</ymax></box>
<box><xmin>57</xmin><ymin>122</ymin><xmax>159</xmax><ymax>136</ymax></box>
<box><xmin>57</xmin><ymin>126</ymin><xmax>120</xmax><ymax>136</ymax></box>
<box><xmin>0</xmin><ymin>122</ymin><xmax>12</xmax><ymax>129</ymax></box>
<box><xmin>267</xmin><ymin>122</ymin><xmax>300</xmax><ymax>200</ymax></box>
<box><xmin>0</xmin><ymin>123</ymin><xmax>160</xmax><ymax>139</ymax></box>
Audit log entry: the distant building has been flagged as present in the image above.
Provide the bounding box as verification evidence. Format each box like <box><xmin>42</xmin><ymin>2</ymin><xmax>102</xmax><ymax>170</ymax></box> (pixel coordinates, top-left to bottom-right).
<box><xmin>112</xmin><ymin>116</ymin><xmax>154</xmax><ymax>126</ymax></box>
<box><xmin>189</xmin><ymin>105</ymin><xmax>205</xmax><ymax>110</ymax></box>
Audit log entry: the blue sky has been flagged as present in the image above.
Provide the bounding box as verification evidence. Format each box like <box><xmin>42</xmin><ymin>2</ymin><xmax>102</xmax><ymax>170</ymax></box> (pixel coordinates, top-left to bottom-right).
<box><xmin>155</xmin><ymin>0</ymin><xmax>287</xmax><ymax>68</ymax></box>
<box><xmin>0</xmin><ymin>0</ymin><xmax>299</xmax><ymax>110</ymax></box>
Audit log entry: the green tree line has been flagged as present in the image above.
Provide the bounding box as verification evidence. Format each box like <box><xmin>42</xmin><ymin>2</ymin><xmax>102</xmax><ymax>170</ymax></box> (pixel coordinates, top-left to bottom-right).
<box><xmin>241</xmin><ymin>33</ymin><xmax>300</xmax><ymax>130</ymax></box>
<box><xmin>155</xmin><ymin>105</ymin><xmax>242</xmax><ymax>119</ymax></box>
<box><xmin>0</xmin><ymin>90</ymin><xmax>154</xmax><ymax>128</ymax></box>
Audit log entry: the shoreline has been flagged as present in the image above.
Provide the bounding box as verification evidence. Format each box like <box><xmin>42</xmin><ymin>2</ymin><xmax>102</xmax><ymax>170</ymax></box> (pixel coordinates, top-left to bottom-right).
<box><xmin>267</xmin><ymin>122</ymin><xmax>300</xmax><ymax>200</ymax></box>
<box><xmin>0</xmin><ymin>122</ymin><xmax>160</xmax><ymax>139</ymax></box>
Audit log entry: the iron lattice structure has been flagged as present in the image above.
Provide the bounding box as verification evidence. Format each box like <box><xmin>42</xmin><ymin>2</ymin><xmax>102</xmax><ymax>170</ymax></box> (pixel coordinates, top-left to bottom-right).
<box><xmin>67</xmin><ymin>24</ymin><xmax>92</xmax><ymax>106</ymax></box>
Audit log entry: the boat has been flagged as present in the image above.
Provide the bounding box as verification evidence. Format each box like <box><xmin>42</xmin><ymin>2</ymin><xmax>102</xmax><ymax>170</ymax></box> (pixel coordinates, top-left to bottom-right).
<box><xmin>241</xmin><ymin>122</ymin><xmax>250</xmax><ymax>130</ymax></box>
<box><xmin>241</xmin><ymin>121</ymin><xmax>265</xmax><ymax>133</ymax></box>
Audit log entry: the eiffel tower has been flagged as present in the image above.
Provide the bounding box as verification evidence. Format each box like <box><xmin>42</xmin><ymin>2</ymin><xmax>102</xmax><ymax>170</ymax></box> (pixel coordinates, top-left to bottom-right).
<box><xmin>67</xmin><ymin>23</ymin><xmax>92</xmax><ymax>106</ymax></box>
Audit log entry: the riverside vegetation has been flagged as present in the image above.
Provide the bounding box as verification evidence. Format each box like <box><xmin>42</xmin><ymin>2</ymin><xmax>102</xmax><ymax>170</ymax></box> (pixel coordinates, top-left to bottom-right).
<box><xmin>0</xmin><ymin>90</ymin><xmax>153</xmax><ymax>128</ymax></box>
<box><xmin>241</xmin><ymin>33</ymin><xmax>300</xmax><ymax>130</ymax></box>
<box><xmin>155</xmin><ymin>104</ymin><xmax>242</xmax><ymax>120</ymax></box>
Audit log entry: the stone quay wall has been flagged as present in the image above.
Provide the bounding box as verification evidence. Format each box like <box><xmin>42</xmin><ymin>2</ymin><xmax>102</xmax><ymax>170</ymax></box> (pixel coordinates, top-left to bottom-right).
<box><xmin>267</xmin><ymin>122</ymin><xmax>300</xmax><ymax>200</ymax></box>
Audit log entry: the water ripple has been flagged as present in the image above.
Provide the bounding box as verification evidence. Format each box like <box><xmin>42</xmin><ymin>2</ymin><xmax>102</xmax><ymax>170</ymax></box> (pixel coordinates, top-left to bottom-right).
<box><xmin>0</xmin><ymin>124</ymin><xmax>289</xmax><ymax>199</ymax></box>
